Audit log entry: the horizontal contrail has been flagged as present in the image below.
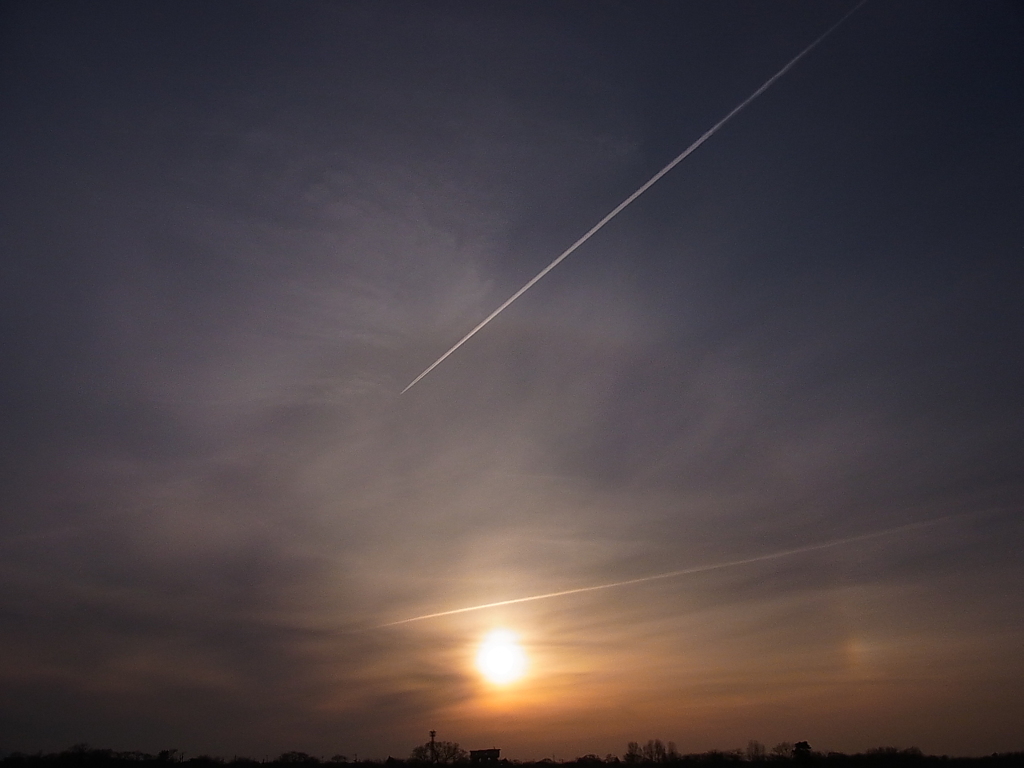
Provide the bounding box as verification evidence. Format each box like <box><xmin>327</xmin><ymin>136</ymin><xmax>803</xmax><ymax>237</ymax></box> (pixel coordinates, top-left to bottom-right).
<box><xmin>372</xmin><ymin>515</ymin><xmax>940</xmax><ymax>629</ymax></box>
<box><xmin>401</xmin><ymin>0</ymin><xmax>868</xmax><ymax>394</ymax></box>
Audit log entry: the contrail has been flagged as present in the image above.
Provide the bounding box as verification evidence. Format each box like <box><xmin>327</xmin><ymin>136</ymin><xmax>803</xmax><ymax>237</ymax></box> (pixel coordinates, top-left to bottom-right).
<box><xmin>372</xmin><ymin>515</ymin><xmax>941</xmax><ymax>629</ymax></box>
<box><xmin>401</xmin><ymin>1</ymin><xmax>868</xmax><ymax>394</ymax></box>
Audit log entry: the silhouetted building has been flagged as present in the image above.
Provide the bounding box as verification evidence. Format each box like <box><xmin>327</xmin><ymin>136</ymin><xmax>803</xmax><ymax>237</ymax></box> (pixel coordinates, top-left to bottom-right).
<box><xmin>469</xmin><ymin>750</ymin><xmax>500</xmax><ymax>765</ymax></box>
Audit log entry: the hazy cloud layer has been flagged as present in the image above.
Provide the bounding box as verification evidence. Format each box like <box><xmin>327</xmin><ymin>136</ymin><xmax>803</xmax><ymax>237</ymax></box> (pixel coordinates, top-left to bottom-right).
<box><xmin>1</xmin><ymin>0</ymin><xmax>1022</xmax><ymax>760</ymax></box>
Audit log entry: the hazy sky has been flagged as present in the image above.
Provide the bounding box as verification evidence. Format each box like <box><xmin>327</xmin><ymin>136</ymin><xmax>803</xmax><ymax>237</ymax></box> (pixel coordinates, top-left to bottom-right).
<box><xmin>1</xmin><ymin>0</ymin><xmax>1022</xmax><ymax>760</ymax></box>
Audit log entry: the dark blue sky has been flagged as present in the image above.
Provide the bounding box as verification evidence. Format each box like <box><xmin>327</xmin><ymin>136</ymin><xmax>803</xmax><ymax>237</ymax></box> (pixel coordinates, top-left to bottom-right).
<box><xmin>1</xmin><ymin>0</ymin><xmax>1022</xmax><ymax>759</ymax></box>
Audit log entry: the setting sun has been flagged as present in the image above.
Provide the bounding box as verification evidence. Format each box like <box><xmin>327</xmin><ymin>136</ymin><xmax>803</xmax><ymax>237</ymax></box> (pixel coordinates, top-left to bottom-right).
<box><xmin>475</xmin><ymin>629</ymin><xmax>528</xmax><ymax>685</ymax></box>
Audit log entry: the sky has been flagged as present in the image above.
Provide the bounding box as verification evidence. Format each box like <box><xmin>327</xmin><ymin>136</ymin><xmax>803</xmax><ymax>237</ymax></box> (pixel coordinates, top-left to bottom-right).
<box><xmin>1</xmin><ymin>0</ymin><xmax>1022</xmax><ymax>760</ymax></box>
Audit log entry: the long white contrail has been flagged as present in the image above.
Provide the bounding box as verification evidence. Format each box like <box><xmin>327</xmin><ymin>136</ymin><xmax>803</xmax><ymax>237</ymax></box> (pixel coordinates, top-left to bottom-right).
<box><xmin>372</xmin><ymin>515</ymin><xmax>941</xmax><ymax>629</ymax></box>
<box><xmin>401</xmin><ymin>1</ymin><xmax>868</xmax><ymax>394</ymax></box>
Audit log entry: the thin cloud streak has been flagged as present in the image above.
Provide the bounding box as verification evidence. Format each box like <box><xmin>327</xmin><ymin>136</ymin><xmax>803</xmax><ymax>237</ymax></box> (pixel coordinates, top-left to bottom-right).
<box><xmin>401</xmin><ymin>0</ymin><xmax>868</xmax><ymax>394</ymax></box>
<box><xmin>371</xmin><ymin>513</ymin><xmax>946</xmax><ymax>629</ymax></box>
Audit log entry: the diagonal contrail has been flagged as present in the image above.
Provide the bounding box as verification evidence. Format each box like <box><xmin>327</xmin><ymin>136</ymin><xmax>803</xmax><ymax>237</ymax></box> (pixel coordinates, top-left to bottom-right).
<box><xmin>401</xmin><ymin>1</ymin><xmax>868</xmax><ymax>394</ymax></box>
<box><xmin>372</xmin><ymin>515</ymin><xmax>940</xmax><ymax>629</ymax></box>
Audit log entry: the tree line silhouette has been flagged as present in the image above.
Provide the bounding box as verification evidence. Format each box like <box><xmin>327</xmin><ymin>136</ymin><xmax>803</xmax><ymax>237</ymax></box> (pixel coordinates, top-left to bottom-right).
<box><xmin>1</xmin><ymin>741</ymin><xmax>1021</xmax><ymax>768</ymax></box>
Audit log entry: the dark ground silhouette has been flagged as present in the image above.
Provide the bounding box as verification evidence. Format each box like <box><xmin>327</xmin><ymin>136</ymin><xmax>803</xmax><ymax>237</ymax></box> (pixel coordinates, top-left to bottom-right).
<box><xmin>2</xmin><ymin>743</ymin><xmax>1022</xmax><ymax>768</ymax></box>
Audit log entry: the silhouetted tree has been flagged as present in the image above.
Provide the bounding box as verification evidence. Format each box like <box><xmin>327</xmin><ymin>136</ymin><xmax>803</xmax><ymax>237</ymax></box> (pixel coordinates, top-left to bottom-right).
<box><xmin>697</xmin><ymin>750</ymin><xmax>743</xmax><ymax>763</ymax></box>
<box><xmin>277</xmin><ymin>755</ymin><xmax>319</xmax><ymax>765</ymax></box>
<box><xmin>642</xmin><ymin>741</ymin><xmax>666</xmax><ymax>763</ymax></box>
<box><xmin>623</xmin><ymin>745</ymin><xmax>643</xmax><ymax>765</ymax></box>
<box><xmin>769</xmin><ymin>744</ymin><xmax>793</xmax><ymax>761</ymax></box>
<box><xmin>409</xmin><ymin>743</ymin><xmax>465</xmax><ymax>765</ymax></box>
<box><xmin>746</xmin><ymin>742</ymin><xmax>766</xmax><ymax>762</ymax></box>
<box><xmin>186</xmin><ymin>756</ymin><xmax>224</xmax><ymax>767</ymax></box>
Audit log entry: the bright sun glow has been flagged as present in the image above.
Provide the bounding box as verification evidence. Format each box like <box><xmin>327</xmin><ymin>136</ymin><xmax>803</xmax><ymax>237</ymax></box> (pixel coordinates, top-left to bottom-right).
<box><xmin>475</xmin><ymin>629</ymin><xmax>528</xmax><ymax>685</ymax></box>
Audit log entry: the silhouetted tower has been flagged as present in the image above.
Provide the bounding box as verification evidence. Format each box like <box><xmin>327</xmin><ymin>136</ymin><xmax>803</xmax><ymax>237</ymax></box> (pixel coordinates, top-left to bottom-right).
<box><xmin>430</xmin><ymin>731</ymin><xmax>437</xmax><ymax>764</ymax></box>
